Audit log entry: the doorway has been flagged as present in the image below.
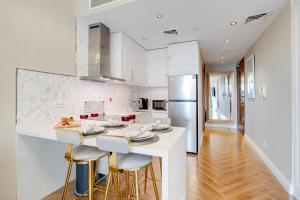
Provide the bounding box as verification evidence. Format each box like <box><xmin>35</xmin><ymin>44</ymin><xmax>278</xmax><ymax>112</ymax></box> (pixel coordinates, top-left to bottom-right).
<box><xmin>207</xmin><ymin>73</ymin><xmax>234</xmax><ymax>122</ymax></box>
<box><xmin>237</xmin><ymin>59</ymin><xmax>245</xmax><ymax>133</ymax></box>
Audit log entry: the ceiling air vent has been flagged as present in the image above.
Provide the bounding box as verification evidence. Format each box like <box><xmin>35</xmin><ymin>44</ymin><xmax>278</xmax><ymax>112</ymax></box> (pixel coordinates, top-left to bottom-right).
<box><xmin>163</xmin><ymin>29</ymin><xmax>178</xmax><ymax>35</ymax></box>
<box><xmin>244</xmin><ymin>12</ymin><xmax>271</xmax><ymax>24</ymax></box>
<box><xmin>90</xmin><ymin>0</ymin><xmax>119</xmax><ymax>9</ymax></box>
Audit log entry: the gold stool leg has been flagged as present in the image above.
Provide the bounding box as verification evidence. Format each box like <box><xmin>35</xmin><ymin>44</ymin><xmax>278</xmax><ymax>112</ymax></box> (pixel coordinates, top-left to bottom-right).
<box><xmin>149</xmin><ymin>163</ymin><xmax>159</xmax><ymax>200</ymax></box>
<box><xmin>104</xmin><ymin>172</ymin><xmax>112</xmax><ymax>200</ymax></box>
<box><xmin>134</xmin><ymin>170</ymin><xmax>140</xmax><ymax>200</ymax></box>
<box><xmin>159</xmin><ymin>158</ymin><xmax>162</xmax><ymax>177</ymax></box>
<box><xmin>93</xmin><ymin>159</ymin><xmax>99</xmax><ymax>185</ymax></box>
<box><xmin>125</xmin><ymin>172</ymin><xmax>130</xmax><ymax>198</ymax></box>
<box><xmin>144</xmin><ymin>166</ymin><xmax>148</xmax><ymax>194</ymax></box>
<box><xmin>62</xmin><ymin>160</ymin><xmax>73</xmax><ymax>200</ymax></box>
<box><xmin>88</xmin><ymin>160</ymin><xmax>94</xmax><ymax>200</ymax></box>
<box><xmin>112</xmin><ymin>173</ymin><xmax>120</xmax><ymax>200</ymax></box>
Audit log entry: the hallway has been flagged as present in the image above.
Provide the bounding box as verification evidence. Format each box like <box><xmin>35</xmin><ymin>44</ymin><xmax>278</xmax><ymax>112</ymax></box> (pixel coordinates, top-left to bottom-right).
<box><xmin>187</xmin><ymin>128</ymin><xmax>294</xmax><ymax>200</ymax></box>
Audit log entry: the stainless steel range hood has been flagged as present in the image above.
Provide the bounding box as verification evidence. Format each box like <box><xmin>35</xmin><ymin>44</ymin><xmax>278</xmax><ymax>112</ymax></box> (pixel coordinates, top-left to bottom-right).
<box><xmin>80</xmin><ymin>23</ymin><xmax>125</xmax><ymax>82</ymax></box>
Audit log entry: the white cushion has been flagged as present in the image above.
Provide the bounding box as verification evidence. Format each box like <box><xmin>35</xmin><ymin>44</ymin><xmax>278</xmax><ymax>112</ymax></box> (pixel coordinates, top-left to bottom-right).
<box><xmin>116</xmin><ymin>153</ymin><xmax>152</xmax><ymax>170</ymax></box>
<box><xmin>72</xmin><ymin>145</ymin><xmax>107</xmax><ymax>161</ymax></box>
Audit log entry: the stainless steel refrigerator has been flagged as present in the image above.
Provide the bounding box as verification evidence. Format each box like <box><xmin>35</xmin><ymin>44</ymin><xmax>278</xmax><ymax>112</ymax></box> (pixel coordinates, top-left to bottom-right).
<box><xmin>168</xmin><ymin>74</ymin><xmax>198</xmax><ymax>153</ymax></box>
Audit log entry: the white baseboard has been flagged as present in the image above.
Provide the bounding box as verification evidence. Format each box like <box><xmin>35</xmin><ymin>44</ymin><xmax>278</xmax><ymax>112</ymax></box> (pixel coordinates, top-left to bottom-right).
<box><xmin>290</xmin><ymin>185</ymin><xmax>300</xmax><ymax>200</ymax></box>
<box><xmin>245</xmin><ymin>134</ymin><xmax>291</xmax><ymax>193</ymax></box>
<box><xmin>205</xmin><ymin>123</ymin><xmax>237</xmax><ymax>129</ymax></box>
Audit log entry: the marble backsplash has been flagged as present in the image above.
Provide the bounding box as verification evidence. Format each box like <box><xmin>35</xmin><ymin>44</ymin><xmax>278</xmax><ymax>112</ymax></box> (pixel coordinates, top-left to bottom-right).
<box><xmin>17</xmin><ymin>69</ymin><xmax>136</xmax><ymax>123</ymax></box>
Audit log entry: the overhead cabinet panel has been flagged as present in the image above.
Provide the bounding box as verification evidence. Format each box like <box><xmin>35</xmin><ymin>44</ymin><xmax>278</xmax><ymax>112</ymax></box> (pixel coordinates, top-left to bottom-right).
<box><xmin>168</xmin><ymin>41</ymin><xmax>200</xmax><ymax>75</ymax></box>
<box><xmin>146</xmin><ymin>48</ymin><xmax>168</xmax><ymax>87</ymax></box>
<box><xmin>110</xmin><ymin>32</ymin><xmax>146</xmax><ymax>86</ymax></box>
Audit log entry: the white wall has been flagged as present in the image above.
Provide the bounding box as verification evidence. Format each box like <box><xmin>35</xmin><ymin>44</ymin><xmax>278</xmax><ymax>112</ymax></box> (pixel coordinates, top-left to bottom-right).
<box><xmin>0</xmin><ymin>1</ymin><xmax>76</xmax><ymax>199</ymax></box>
<box><xmin>291</xmin><ymin>0</ymin><xmax>300</xmax><ymax>198</ymax></box>
<box><xmin>206</xmin><ymin>64</ymin><xmax>237</xmax><ymax>73</ymax></box>
<box><xmin>244</xmin><ymin>3</ymin><xmax>292</xmax><ymax>190</ymax></box>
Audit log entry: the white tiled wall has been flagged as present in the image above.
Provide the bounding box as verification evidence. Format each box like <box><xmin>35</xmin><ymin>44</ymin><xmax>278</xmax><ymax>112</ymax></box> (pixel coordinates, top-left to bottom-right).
<box><xmin>139</xmin><ymin>87</ymin><xmax>168</xmax><ymax>109</ymax></box>
<box><xmin>17</xmin><ymin>69</ymin><xmax>136</xmax><ymax>122</ymax></box>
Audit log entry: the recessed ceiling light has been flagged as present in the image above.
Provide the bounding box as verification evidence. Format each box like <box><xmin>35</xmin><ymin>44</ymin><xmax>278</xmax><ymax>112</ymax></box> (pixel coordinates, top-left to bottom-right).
<box><xmin>226</xmin><ymin>40</ymin><xmax>230</xmax><ymax>44</ymax></box>
<box><xmin>230</xmin><ymin>21</ymin><xmax>238</xmax><ymax>26</ymax></box>
<box><xmin>221</xmin><ymin>56</ymin><xmax>224</xmax><ymax>59</ymax></box>
<box><xmin>156</xmin><ymin>14</ymin><xmax>163</xmax><ymax>19</ymax></box>
<box><xmin>221</xmin><ymin>61</ymin><xmax>224</xmax><ymax>64</ymax></box>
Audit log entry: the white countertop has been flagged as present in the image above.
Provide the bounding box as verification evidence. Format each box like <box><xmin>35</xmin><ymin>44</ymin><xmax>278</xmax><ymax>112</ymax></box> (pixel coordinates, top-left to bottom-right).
<box><xmin>135</xmin><ymin>109</ymin><xmax>168</xmax><ymax>114</ymax></box>
<box><xmin>16</xmin><ymin>121</ymin><xmax>184</xmax><ymax>157</ymax></box>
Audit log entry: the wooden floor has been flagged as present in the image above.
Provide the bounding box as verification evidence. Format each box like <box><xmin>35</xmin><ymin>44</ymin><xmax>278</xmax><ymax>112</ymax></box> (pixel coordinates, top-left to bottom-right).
<box><xmin>44</xmin><ymin>128</ymin><xmax>295</xmax><ymax>200</ymax></box>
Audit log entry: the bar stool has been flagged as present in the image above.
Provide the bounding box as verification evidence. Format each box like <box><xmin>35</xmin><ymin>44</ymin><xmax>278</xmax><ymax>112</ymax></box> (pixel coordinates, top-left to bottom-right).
<box><xmin>56</xmin><ymin>129</ymin><xmax>108</xmax><ymax>200</ymax></box>
<box><xmin>96</xmin><ymin>135</ymin><xmax>160</xmax><ymax>200</ymax></box>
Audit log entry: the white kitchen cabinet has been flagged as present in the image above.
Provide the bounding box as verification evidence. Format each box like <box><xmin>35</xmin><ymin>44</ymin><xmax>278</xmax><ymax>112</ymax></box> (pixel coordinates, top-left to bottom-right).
<box><xmin>110</xmin><ymin>32</ymin><xmax>146</xmax><ymax>85</ymax></box>
<box><xmin>168</xmin><ymin>41</ymin><xmax>200</xmax><ymax>75</ymax></box>
<box><xmin>145</xmin><ymin>48</ymin><xmax>168</xmax><ymax>87</ymax></box>
<box><xmin>110</xmin><ymin>33</ymin><xmax>123</xmax><ymax>79</ymax></box>
<box><xmin>135</xmin><ymin>44</ymin><xmax>147</xmax><ymax>85</ymax></box>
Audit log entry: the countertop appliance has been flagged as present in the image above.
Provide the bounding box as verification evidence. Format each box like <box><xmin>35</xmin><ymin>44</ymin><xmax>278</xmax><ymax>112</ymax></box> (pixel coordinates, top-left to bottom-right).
<box><xmin>138</xmin><ymin>98</ymin><xmax>149</xmax><ymax>110</ymax></box>
<box><xmin>80</xmin><ymin>23</ymin><xmax>125</xmax><ymax>82</ymax></box>
<box><xmin>152</xmin><ymin>100</ymin><xmax>167</xmax><ymax>110</ymax></box>
<box><xmin>168</xmin><ymin>74</ymin><xmax>198</xmax><ymax>153</ymax></box>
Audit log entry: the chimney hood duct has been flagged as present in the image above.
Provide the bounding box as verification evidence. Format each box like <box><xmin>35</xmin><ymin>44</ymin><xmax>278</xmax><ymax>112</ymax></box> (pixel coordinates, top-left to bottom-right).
<box><xmin>80</xmin><ymin>23</ymin><xmax>125</xmax><ymax>82</ymax></box>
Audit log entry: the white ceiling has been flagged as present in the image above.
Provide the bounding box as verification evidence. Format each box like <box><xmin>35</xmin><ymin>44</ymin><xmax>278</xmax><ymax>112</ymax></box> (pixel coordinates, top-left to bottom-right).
<box><xmin>77</xmin><ymin>0</ymin><xmax>288</xmax><ymax>65</ymax></box>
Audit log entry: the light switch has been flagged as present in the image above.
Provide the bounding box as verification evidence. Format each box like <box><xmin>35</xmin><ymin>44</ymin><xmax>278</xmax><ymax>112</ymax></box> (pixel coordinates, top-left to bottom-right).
<box><xmin>259</xmin><ymin>85</ymin><xmax>267</xmax><ymax>99</ymax></box>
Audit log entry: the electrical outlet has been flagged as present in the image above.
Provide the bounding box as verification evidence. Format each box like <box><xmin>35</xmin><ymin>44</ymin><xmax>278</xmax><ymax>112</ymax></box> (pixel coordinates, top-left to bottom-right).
<box><xmin>263</xmin><ymin>141</ymin><xmax>267</xmax><ymax>149</ymax></box>
<box><xmin>56</xmin><ymin>100</ymin><xmax>65</xmax><ymax>106</ymax></box>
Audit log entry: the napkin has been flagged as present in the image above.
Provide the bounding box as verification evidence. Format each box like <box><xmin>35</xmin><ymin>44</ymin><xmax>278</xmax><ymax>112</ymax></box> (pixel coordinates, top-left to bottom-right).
<box><xmin>81</xmin><ymin>120</ymin><xmax>105</xmax><ymax>134</ymax></box>
<box><xmin>140</xmin><ymin>120</ymin><xmax>161</xmax><ymax>132</ymax></box>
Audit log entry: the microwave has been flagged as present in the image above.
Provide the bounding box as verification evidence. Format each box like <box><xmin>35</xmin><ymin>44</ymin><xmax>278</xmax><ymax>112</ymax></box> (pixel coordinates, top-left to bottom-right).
<box><xmin>152</xmin><ymin>100</ymin><xmax>167</xmax><ymax>110</ymax></box>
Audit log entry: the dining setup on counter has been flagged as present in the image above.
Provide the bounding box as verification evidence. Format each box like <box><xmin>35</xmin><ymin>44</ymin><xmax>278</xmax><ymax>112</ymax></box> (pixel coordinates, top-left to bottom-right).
<box><xmin>16</xmin><ymin>114</ymin><xmax>187</xmax><ymax>200</ymax></box>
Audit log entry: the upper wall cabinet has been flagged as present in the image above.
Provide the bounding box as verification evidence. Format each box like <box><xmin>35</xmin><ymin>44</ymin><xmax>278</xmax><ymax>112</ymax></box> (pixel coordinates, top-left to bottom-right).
<box><xmin>168</xmin><ymin>41</ymin><xmax>200</xmax><ymax>75</ymax></box>
<box><xmin>145</xmin><ymin>48</ymin><xmax>168</xmax><ymax>87</ymax></box>
<box><xmin>110</xmin><ymin>32</ymin><xmax>146</xmax><ymax>86</ymax></box>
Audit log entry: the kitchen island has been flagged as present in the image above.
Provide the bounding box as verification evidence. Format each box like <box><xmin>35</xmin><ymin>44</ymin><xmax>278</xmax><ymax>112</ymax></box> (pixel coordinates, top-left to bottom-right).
<box><xmin>16</xmin><ymin>121</ymin><xmax>186</xmax><ymax>200</ymax></box>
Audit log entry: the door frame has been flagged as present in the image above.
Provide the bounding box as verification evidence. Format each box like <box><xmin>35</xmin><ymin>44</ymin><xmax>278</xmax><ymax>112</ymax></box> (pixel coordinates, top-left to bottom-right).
<box><xmin>291</xmin><ymin>0</ymin><xmax>300</xmax><ymax>198</ymax></box>
<box><xmin>207</xmin><ymin>72</ymin><xmax>234</xmax><ymax>122</ymax></box>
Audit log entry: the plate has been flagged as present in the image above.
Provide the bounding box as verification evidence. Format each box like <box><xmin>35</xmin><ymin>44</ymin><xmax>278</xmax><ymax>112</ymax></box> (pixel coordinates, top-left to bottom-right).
<box><xmin>130</xmin><ymin>131</ymin><xmax>155</xmax><ymax>141</ymax></box>
<box><xmin>152</xmin><ymin>124</ymin><xmax>170</xmax><ymax>131</ymax></box>
<box><xmin>103</xmin><ymin>120</ymin><xmax>125</xmax><ymax>127</ymax></box>
<box><xmin>103</xmin><ymin>123</ymin><xmax>125</xmax><ymax>128</ymax></box>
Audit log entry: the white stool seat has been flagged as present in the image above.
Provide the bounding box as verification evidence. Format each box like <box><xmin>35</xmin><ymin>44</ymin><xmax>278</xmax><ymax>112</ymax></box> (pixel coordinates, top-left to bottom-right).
<box><xmin>117</xmin><ymin>153</ymin><xmax>152</xmax><ymax>170</ymax></box>
<box><xmin>72</xmin><ymin>145</ymin><xmax>107</xmax><ymax>161</ymax></box>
